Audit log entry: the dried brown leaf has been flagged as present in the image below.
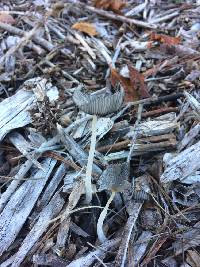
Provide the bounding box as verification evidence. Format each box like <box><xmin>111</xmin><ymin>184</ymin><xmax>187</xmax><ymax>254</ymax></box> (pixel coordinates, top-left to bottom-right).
<box><xmin>128</xmin><ymin>64</ymin><xmax>150</xmax><ymax>99</ymax></box>
<box><xmin>110</xmin><ymin>66</ymin><xmax>150</xmax><ymax>101</ymax></box>
<box><xmin>110</xmin><ymin>67</ymin><xmax>138</xmax><ymax>102</ymax></box>
<box><xmin>93</xmin><ymin>0</ymin><xmax>126</xmax><ymax>13</ymax></box>
<box><xmin>0</xmin><ymin>13</ymin><xmax>15</xmax><ymax>25</ymax></box>
<box><xmin>72</xmin><ymin>22</ymin><xmax>98</xmax><ymax>36</ymax></box>
<box><xmin>150</xmin><ymin>32</ymin><xmax>181</xmax><ymax>46</ymax></box>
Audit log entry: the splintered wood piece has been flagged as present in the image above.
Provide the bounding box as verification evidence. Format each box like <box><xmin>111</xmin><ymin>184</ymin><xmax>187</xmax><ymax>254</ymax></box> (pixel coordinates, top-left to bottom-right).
<box><xmin>161</xmin><ymin>139</ymin><xmax>200</xmax><ymax>183</ymax></box>
<box><xmin>67</xmin><ymin>238</ymin><xmax>120</xmax><ymax>267</ymax></box>
<box><xmin>0</xmin><ymin>89</ymin><xmax>33</xmax><ymax>141</ymax></box>
<box><xmin>0</xmin><ymin>78</ymin><xmax>59</xmax><ymax>142</ymax></box>
<box><xmin>7</xmin><ymin>192</ymin><xmax>65</xmax><ymax>267</ymax></box>
<box><xmin>0</xmin><ymin>158</ymin><xmax>57</xmax><ymax>257</ymax></box>
<box><xmin>114</xmin><ymin>203</ymin><xmax>143</xmax><ymax>266</ymax></box>
<box><xmin>97</xmin><ymin>134</ymin><xmax>176</xmax><ymax>153</ymax></box>
<box><xmin>57</xmin><ymin>124</ymin><xmax>102</xmax><ymax>174</ymax></box>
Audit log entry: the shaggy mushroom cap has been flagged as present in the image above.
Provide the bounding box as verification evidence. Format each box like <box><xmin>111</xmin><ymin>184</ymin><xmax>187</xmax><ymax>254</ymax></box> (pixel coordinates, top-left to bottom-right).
<box><xmin>98</xmin><ymin>162</ymin><xmax>130</xmax><ymax>192</ymax></box>
<box><xmin>73</xmin><ymin>87</ymin><xmax>124</xmax><ymax>116</ymax></box>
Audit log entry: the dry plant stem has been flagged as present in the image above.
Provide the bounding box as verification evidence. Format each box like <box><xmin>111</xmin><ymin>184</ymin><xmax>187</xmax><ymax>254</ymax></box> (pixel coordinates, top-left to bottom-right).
<box><xmin>0</xmin><ymin>22</ymin><xmax>54</xmax><ymax>51</ymax></box>
<box><xmin>0</xmin><ymin>24</ymin><xmax>40</xmax><ymax>65</ymax></box>
<box><xmin>48</xmin><ymin>205</ymin><xmax>116</xmax><ymax>224</ymax></box>
<box><xmin>129</xmin><ymin>92</ymin><xmax>184</xmax><ymax>107</ymax></box>
<box><xmin>127</xmin><ymin>104</ymin><xmax>143</xmax><ymax>162</ymax></box>
<box><xmin>150</xmin><ymin>11</ymin><xmax>179</xmax><ymax>24</ymax></box>
<box><xmin>46</xmin><ymin>60</ymin><xmax>80</xmax><ymax>84</ymax></box>
<box><xmin>97</xmin><ymin>191</ymin><xmax>115</xmax><ymax>243</ymax></box>
<box><xmin>85</xmin><ymin>114</ymin><xmax>97</xmax><ymax>204</ymax></box>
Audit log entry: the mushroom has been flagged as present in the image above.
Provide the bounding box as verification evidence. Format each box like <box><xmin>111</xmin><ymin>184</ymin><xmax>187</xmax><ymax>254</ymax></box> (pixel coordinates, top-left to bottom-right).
<box><xmin>97</xmin><ymin>162</ymin><xmax>130</xmax><ymax>243</ymax></box>
<box><xmin>73</xmin><ymin>86</ymin><xmax>124</xmax><ymax>203</ymax></box>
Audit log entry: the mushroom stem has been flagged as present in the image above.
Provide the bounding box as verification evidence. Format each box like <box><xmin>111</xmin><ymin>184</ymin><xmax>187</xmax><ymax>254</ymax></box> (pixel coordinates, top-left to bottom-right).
<box><xmin>85</xmin><ymin>114</ymin><xmax>97</xmax><ymax>204</ymax></box>
<box><xmin>97</xmin><ymin>191</ymin><xmax>115</xmax><ymax>243</ymax></box>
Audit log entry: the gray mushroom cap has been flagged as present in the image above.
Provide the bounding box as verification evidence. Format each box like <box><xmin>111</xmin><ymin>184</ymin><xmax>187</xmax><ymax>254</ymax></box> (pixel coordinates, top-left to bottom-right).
<box><xmin>73</xmin><ymin>87</ymin><xmax>124</xmax><ymax>116</ymax></box>
<box><xmin>98</xmin><ymin>162</ymin><xmax>130</xmax><ymax>192</ymax></box>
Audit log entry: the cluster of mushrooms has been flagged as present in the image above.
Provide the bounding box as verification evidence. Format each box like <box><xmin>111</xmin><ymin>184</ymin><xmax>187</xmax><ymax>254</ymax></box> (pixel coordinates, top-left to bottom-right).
<box><xmin>73</xmin><ymin>85</ymin><xmax>130</xmax><ymax>243</ymax></box>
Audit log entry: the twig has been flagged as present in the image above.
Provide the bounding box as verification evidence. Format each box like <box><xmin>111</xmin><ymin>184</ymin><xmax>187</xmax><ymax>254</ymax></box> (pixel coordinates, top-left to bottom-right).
<box><xmin>0</xmin><ymin>24</ymin><xmax>40</xmax><ymax>65</ymax></box>
<box><xmin>97</xmin><ymin>134</ymin><xmax>175</xmax><ymax>153</ymax></box>
<box><xmin>115</xmin><ymin>203</ymin><xmax>143</xmax><ymax>266</ymax></box>
<box><xmin>74</xmin><ymin>32</ymin><xmax>96</xmax><ymax>60</ymax></box>
<box><xmin>149</xmin><ymin>11</ymin><xmax>179</xmax><ymax>24</ymax></box>
<box><xmin>49</xmin><ymin>205</ymin><xmax>118</xmax><ymax>224</ymax></box>
<box><xmin>142</xmin><ymin>107</ymin><xmax>179</xmax><ymax>118</ymax></box>
<box><xmin>24</xmin><ymin>50</ymin><xmax>59</xmax><ymax>79</ymax></box>
<box><xmin>97</xmin><ymin>140</ymin><xmax>130</xmax><ymax>153</ymax></box>
<box><xmin>0</xmin><ymin>22</ymin><xmax>54</xmax><ymax>51</ymax></box>
<box><xmin>0</xmin><ymin>175</ymin><xmax>45</xmax><ymax>181</ymax></box>
<box><xmin>129</xmin><ymin>92</ymin><xmax>184</xmax><ymax>107</ymax></box>
<box><xmin>93</xmin><ymin>254</ymin><xmax>107</xmax><ymax>267</ymax></box>
<box><xmin>70</xmin><ymin>2</ymin><xmax>157</xmax><ymax>29</ymax></box>
<box><xmin>65</xmin><ymin>114</ymin><xmax>93</xmax><ymax>134</ymax></box>
<box><xmin>42</xmin><ymin>151</ymin><xmax>81</xmax><ymax>171</ymax></box>
<box><xmin>0</xmin><ymin>21</ymin><xmax>68</xmax><ymax>57</ymax></box>
<box><xmin>45</xmin><ymin>60</ymin><xmax>80</xmax><ymax>84</ymax></box>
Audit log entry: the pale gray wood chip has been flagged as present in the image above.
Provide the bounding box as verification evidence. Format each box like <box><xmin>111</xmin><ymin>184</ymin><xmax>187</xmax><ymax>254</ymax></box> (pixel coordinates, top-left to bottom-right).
<box><xmin>0</xmin><ymin>158</ymin><xmax>57</xmax><ymax>257</ymax></box>
<box><xmin>55</xmin><ymin>217</ymin><xmax>71</xmax><ymax>251</ymax></box>
<box><xmin>36</xmin><ymin>163</ymin><xmax>67</xmax><ymax>210</ymax></box>
<box><xmin>178</xmin><ymin>124</ymin><xmax>200</xmax><ymax>151</ymax></box>
<box><xmin>114</xmin><ymin>203</ymin><xmax>143</xmax><ymax>267</ymax></box>
<box><xmin>0</xmin><ymin>78</ymin><xmax>59</xmax><ymax>141</ymax></box>
<box><xmin>0</xmin><ymin>135</ymin><xmax>60</xmax><ymax>212</ymax></box>
<box><xmin>132</xmin><ymin>231</ymin><xmax>153</xmax><ymax>266</ymax></box>
<box><xmin>55</xmin><ymin>180</ymin><xmax>85</xmax><ymax>251</ymax></box>
<box><xmin>10</xmin><ymin>192</ymin><xmax>65</xmax><ymax>267</ymax></box>
<box><xmin>67</xmin><ymin>238</ymin><xmax>120</xmax><ymax>267</ymax></box>
<box><xmin>58</xmin><ymin>126</ymin><xmax>102</xmax><ymax>175</ymax></box>
<box><xmin>0</xmin><ymin>159</ymin><xmax>33</xmax><ymax>213</ymax></box>
<box><xmin>161</xmin><ymin>139</ymin><xmax>200</xmax><ymax>183</ymax></box>
<box><xmin>9</xmin><ymin>132</ymin><xmax>43</xmax><ymax>170</ymax></box>
<box><xmin>63</xmin><ymin>171</ymin><xmax>82</xmax><ymax>193</ymax></box>
<box><xmin>0</xmin><ymin>89</ymin><xmax>34</xmax><ymax>141</ymax></box>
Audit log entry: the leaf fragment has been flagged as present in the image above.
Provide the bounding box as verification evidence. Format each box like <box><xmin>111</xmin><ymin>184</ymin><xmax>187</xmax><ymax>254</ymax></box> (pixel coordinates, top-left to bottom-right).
<box><xmin>0</xmin><ymin>13</ymin><xmax>15</xmax><ymax>25</ymax></box>
<box><xmin>128</xmin><ymin>64</ymin><xmax>150</xmax><ymax>99</ymax></box>
<box><xmin>110</xmin><ymin>65</ymin><xmax>150</xmax><ymax>102</ymax></box>
<box><xmin>93</xmin><ymin>0</ymin><xmax>126</xmax><ymax>13</ymax></box>
<box><xmin>72</xmin><ymin>22</ymin><xmax>98</xmax><ymax>36</ymax></box>
<box><xmin>110</xmin><ymin>67</ymin><xmax>137</xmax><ymax>102</ymax></box>
<box><xmin>150</xmin><ymin>32</ymin><xmax>181</xmax><ymax>46</ymax></box>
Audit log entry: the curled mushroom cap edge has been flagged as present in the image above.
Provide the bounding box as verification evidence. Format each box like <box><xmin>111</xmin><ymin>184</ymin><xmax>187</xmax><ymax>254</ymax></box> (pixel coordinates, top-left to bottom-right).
<box><xmin>73</xmin><ymin>87</ymin><xmax>125</xmax><ymax>116</ymax></box>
